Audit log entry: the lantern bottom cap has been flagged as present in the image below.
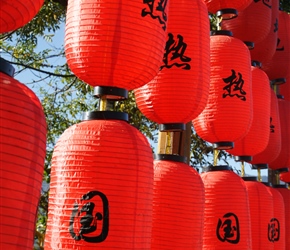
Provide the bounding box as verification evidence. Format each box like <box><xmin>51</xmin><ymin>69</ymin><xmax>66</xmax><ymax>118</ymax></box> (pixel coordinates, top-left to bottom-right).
<box><xmin>216</xmin><ymin>8</ymin><xmax>238</xmax><ymax>20</ymax></box>
<box><xmin>0</xmin><ymin>58</ymin><xmax>15</xmax><ymax>77</ymax></box>
<box><xmin>213</xmin><ymin>141</ymin><xmax>234</xmax><ymax>150</ymax></box>
<box><xmin>273</xmin><ymin>184</ymin><xmax>288</xmax><ymax>188</ymax></box>
<box><xmin>271</xmin><ymin>78</ymin><xmax>286</xmax><ymax>86</ymax></box>
<box><xmin>244</xmin><ymin>41</ymin><xmax>255</xmax><ymax>50</ymax></box>
<box><xmin>93</xmin><ymin>86</ymin><xmax>128</xmax><ymax>100</ymax></box>
<box><xmin>82</xmin><ymin>111</ymin><xmax>128</xmax><ymax>122</ymax></box>
<box><xmin>235</xmin><ymin>155</ymin><xmax>252</xmax><ymax>162</ymax></box>
<box><xmin>251</xmin><ymin>163</ymin><xmax>268</xmax><ymax>170</ymax></box>
<box><xmin>159</xmin><ymin>123</ymin><xmax>186</xmax><ymax>132</ymax></box>
<box><xmin>154</xmin><ymin>154</ymin><xmax>188</xmax><ymax>164</ymax></box>
<box><xmin>276</xmin><ymin>168</ymin><xmax>289</xmax><ymax>173</ymax></box>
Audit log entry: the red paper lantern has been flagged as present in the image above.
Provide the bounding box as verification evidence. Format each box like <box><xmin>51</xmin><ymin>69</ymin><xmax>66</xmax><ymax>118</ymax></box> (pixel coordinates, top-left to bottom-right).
<box><xmin>227</xmin><ymin>63</ymin><xmax>271</xmax><ymax>161</ymax></box>
<box><xmin>250</xmin><ymin>0</ymin><xmax>279</xmax><ymax>65</ymax></box>
<box><xmin>0</xmin><ymin>59</ymin><xmax>47</xmax><ymax>249</ymax></box>
<box><xmin>250</xmin><ymin>89</ymin><xmax>281</xmax><ymax>166</ymax></box>
<box><xmin>44</xmin><ymin>112</ymin><xmax>154</xmax><ymax>249</ymax></box>
<box><xmin>242</xmin><ymin>178</ymin><xmax>274</xmax><ymax>249</ymax></box>
<box><xmin>202</xmin><ymin>0</ymin><xmax>252</xmax><ymax>17</ymax></box>
<box><xmin>65</xmin><ymin>0</ymin><xmax>168</xmax><ymax>91</ymax></box>
<box><xmin>201</xmin><ymin>166</ymin><xmax>252</xmax><ymax>249</ymax></box>
<box><xmin>134</xmin><ymin>0</ymin><xmax>210</xmax><ymax>128</ymax></box>
<box><xmin>280</xmin><ymin>76</ymin><xmax>290</xmax><ymax>101</ymax></box>
<box><xmin>263</xmin><ymin>11</ymin><xmax>290</xmax><ymax>81</ymax></box>
<box><xmin>151</xmin><ymin>154</ymin><xmax>204</xmax><ymax>249</ymax></box>
<box><xmin>269</xmin><ymin>98</ymin><xmax>290</xmax><ymax>170</ymax></box>
<box><xmin>274</xmin><ymin>185</ymin><xmax>290</xmax><ymax>250</ymax></box>
<box><xmin>280</xmin><ymin>170</ymin><xmax>290</xmax><ymax>184</ymax></box>
<box><xmin>268</xmin><ymin>186</ymin><xmax>286</xmax><ymax>250</ymax></box>
<box><xmin>193</xmin><ymin>31</ymin><xmax>252</xmax><ymax>149</ymax></box>
<box><xmin>0</xmin><ymin>0</ymin><xmax>44</xmax><ymax>33</ymax></box>
<box><xmin>221</xmin><ymin>0</ymin><xmax>272</xmax><ymax>44</ymax></box>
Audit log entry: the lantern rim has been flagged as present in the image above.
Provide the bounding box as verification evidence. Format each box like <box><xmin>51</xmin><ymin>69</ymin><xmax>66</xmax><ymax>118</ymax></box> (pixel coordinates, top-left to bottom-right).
<box><xmin>242</xmin><ymin>176</ymin><xmax>258</xmax><ymax>181</ymax></box>
<box><xmin>82</xmin><ymin>111</ymin><xmax>128</xmax><ymax>122</ymax></box>
<box><xmin>235</xmin><ymin>155</ymin><xmax>253</xmax><ymax>162</ymax></box>
<box><xmin>216</xmin><ymin>8</ymin><xmax>238</xmax><ymax>20</ymax></box>
<box><xmin>159</xmin><ymin>123</ymin><xmax>186</xmax><ymax>132</ymax></box>
<box><xmin>203</xmin><ymin>165</ymin><xmax>233</xmax><ymax>172</ymax></box>
<box><xmin>251</xmin><ymin>163</ymin><xmax>268</xmax><ymax>170</ymax></box>
<box><xmin>154</xmin><ymin>154</ymin><xmax>188</xmax><ymax>164</ymax></box>
<box><xmin>0</xmin><ymin>58</ymin><xmax>15</xmax><ymax>77</ymax></box>
<box><xmin>93</xmin><ymin>86</ymin><xmax>128</xmax><ymax>100</ymax></box>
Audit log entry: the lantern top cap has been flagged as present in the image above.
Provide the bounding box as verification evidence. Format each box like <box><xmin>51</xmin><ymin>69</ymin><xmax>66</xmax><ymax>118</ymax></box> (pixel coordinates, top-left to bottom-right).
<box><xmin>154</xmin><ymin>154</ymin><xmax>188</xmax><ymax>164</ymax></box>
<box><xmin>82</xmin><ymin>111</ymin><xmax>128</xmax><ymax>122</ymax></box>
<box><xmin>251</xmin><ymin>163</ymin><xmax>268</xmax><ymax>170</ymax></box>
<box><xmin>210</xmin><ymin>30</ymin><xmax>233</xmax><ymax>37</ymax></box>
<box><xmin>203</xmin><ymin>165</ymin><xmax>233</xmax><ymax>172</ymax></box>
<box><xmin>276</xmin><ymin>94</ymin><xmax>284</xmax><ymax>99</ymax></box>
<box><xmin>251</xmin><ymin>61</ymin><xmax>262</xmax><ymax>68</ymax></box>
<box><xmin>242</xmin><ymin>176</ymin><xmax>258</xmax><ymax>182</ymax></box>
<box><xmin>0</xmin><ymin>58</ymin><xmax>15</xmax><ymax>77</ymax></box>
<box><xmin>234</xmin><ymin>155</ymin><xmax>252</xmax><ymax>162</ymax></box>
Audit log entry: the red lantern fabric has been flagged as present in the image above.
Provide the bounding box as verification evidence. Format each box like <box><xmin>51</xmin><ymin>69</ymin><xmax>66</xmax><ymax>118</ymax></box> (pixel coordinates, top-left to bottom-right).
<box><xmin>250</xmin><ymin>89</ymin><xmax>281</xmax><ymax>165</ymax></box>
<box><xmin>243</xmin><ymin>179</ymin><xmax>274</xmax><ymax>249</ymax></box>
<box><xmin>201</xmin><ymin>166</ymin><xmax>252</xmax><ymax>249</ymax></box>
<box><xmin>193</xmin><ymin>32</ymin><xmax>252</xmax><ymax>149</ymax></box>
<box><xmin>44</xmin><ymin>115</ymin><xmax>154</xmax><ymax>249</ymax></box>
<box><xmin>280</xmin><ymin>170</ymin><xmax>290</xmax><ymax>183</ymax></box>
<box><xmin>263</xmin><ymin>11</ymin><xmax>290</xmax><ymax>80</ymax></box>
<box><xmin>250</xmin><ymin>0</ymin><xmax>279</xmax><ymax>65</ymax></box>
<box><xmin>227</xmin><ymin>65</ymin><xmax>271</xmax><ymax>159</ymax></box>
<box><xmin>221</xmin><ymin>0</ymin><xmax>271</xmax><ymax>44</ymax></box>
<box><xmin>202</xmin><ymin>0</ymin><xmax>252</xmax><ymax>15</ymax></box>
<box><xmin>274</xmin><ymin>186</ymin><xmax>290</xmax><ymax>250</ymax></box>
<box><xmin>268</xmin><ymin>186</ymin><xmax>286</xmax><ymax>250</ymax></box>
<box><xmin>280</xmin><ymin>75</ymin><xmax>290</xmax><ymax>101</ymax></box>
<box><xmin>0</xmin><ymin>0</ymin><xmax>44</xmax><ymax>33</ymax></box>
<box><xmin>151</xmin><ymin>155</ymin><xmax>204</xmax><ymax>249</ymax></box>
<box><xmin>65</xmin><ymin>0</ymin><xmax>168</xmax><ymax>90</ymax></box>
<box><xmin>0</xmin><ymin>70</ymin><xmax>47</xmax><ymax>249</ymax></box>
<box><xmin>269</xmin><ymin>99</ymin><xmax>290</xmax><ymax>170</ymax></box>
<box><xmin>134</xmin><ymin>0</ymin><xmax>210</xmax><ymax>125</ymax></box>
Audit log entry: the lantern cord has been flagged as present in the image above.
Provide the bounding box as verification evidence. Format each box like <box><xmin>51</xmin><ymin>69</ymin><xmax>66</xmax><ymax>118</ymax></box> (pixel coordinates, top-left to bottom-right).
<box><xmin>99</xmin><ymin>96</ymin><xmax>108</xmax><ymax>111</ymax></box>
<box><xmin>273</xmin><ymin>83</ymin><xmax>278</xmax><ymax>94</ymax></box>
<box><xmin>257</xmin><ymin>168</ymin><xmax>262</xmax><ymax>182</ymax></box>
<box><xmin>213</xmin><ymin>149</ymin><xmax>220</xmax><ymax>166</ymax></box>
<box><xmin>241</xmin><ymin>161</ymin><xmax>245</xmax><ymax>177</ymax></box>
<box><xmin>217</xmin><ymin>16</ymin><xmax>222</xmax><ymax>31</ymax></box>
<box><xmin>275</xmin><ymin>171</ymin><xmax>280</xmax><ymax>185</ymax></box>
<box><xmin>165</xmin><ymin>132</ymin><xmax>173</xmax><ymax>154</ymax></box>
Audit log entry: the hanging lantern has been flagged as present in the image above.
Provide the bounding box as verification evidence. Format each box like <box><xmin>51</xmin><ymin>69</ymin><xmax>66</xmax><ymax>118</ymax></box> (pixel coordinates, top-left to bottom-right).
<box><xmin>65</xmin><ymin>0</ymin><xmax>168</xmax><ymax>92</ymax></box>
<box><xmin>274</xmin><ymin>185</ymin><xmax>290</xmax><ymax>250</ymax></box>
<box><xmin>227</xmin><ymin>62</ymin><xmax>271</xmax><ymax>161</ymax></box>
<box><xmin>280</xmin><ymin>76</ymin><xmax>290</xmax><ymax>101</ymax></box>
<box><xmin>280</xmin><ymin>170</ymin><xmax>290</xmax><ymax>184</ymax></box>
<box><xmin>0</xmin><ymin>0</ymin><xmax>44</xmax><ymax>33</ymax></box>
<box><xmin>250</xmin><ymin>0</ymin><xmax>279</xmax><ymax>65</ymax></box>
<box><xmin>250</xmin><ymin>89</ymin><xmax>281</xmax><ymax>167</ymax></box>
<box><xmin>263</xmin><ymin>11</ymin><xmax>290</xmax><ymax>81</ymax></box>
<box><xmin>134</xmin><ymin>0</ymin><xmax>210</xmax><ymax>130</ymax></box>
<box><xmin>44</xmin><ymin>112</ymin><xmax>154</xmax><ymax>249</ymax></box>
<box><xmin>269</xmin><ymin>98</ymin><xmax>290</xmax><ymax>170</ymax></box>
<box><xmin>221</xmin><ymin>0</ymin><xmax>272</xmax><ymax>45</ymax></box>
<box><xmin>242</xmin><ymin>178</ymin><xmax>274</xmax><ymax>249</ymax></box>
<box><xmin>193</xmin><ymin>31</ymin><xmax>252</xmax><ymax>150</ymax></box>
<box><xmin>268</xmin><ymin>186</ymin><xmax>286</xmax><ymax>250</ymax></box>
<box><xmin>202</xmin><ymin>0</ymin><xmax>253</xmax><ymax>19</ymax></box>
<box><xmin>0</xmin><ymin>58</ymin><xmax>47</xmax><ymax>249</ymax></box>
<box><xmin>201</xmin><ymin>166</ymin><xmax>252</xmax><ymax>249</ymax></box>
<box><xmin>151</xmin><ymin>154</ymin><xmax>204</xmax><ymax>249</ymax></box>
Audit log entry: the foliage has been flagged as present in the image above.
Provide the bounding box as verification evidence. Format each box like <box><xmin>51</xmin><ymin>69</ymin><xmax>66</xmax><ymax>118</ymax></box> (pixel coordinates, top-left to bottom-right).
<box><xmin>0</xmin><ymin>1</ymin><xmax>289</xmax><ymax>249</ymax></box>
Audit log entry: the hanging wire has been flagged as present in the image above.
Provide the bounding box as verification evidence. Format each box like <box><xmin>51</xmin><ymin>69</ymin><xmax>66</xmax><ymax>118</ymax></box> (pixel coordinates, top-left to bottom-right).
<box><xmin>213</xmin><ymin>149</ymin><xmax>220</xmax><ymax>166</ymax></box>
<box><xmin>257</xmin><ymin>168</ymin><xmax>262</xmax><ymax>182</ymax></box>
<box><xmin>241</xmin><ymin>161</ymin><xmax>245</xmax><ymax>177</ymax></box>
<box><xmin>99</xmin><ymin>96</ymin><xmax>107</xmax><ymax>111</ymax></box>
<box><xmin>165</xmin><ymin>132</ymin><xmax>173</xmax><ymax>154</ymax></box>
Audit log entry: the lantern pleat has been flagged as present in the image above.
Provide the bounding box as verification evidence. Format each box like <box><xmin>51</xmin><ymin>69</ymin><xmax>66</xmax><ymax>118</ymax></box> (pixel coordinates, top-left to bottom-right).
<box><xmin>227</xmin><ymin>66</ymin><xmax>270</xmax><ymax>158</ymax></box>
<box><xmin>243</xmin><ymin>180</ymin><xmax>274</xmax><ymax>250</ymax></box>
<box><xmin>221</xmin><ymin>0</ymin><xmax>271</xmax><ymax>44</ymax></box>
<box><xmin>44</xmin><ymin>118</ymin><xmax>154</xmax><ymax>249</ymax></box>
<box><xmin>151</xmin><ymin>157</ymin><xmax>205</xmax><ymax>249</ymax></box>
<box><xmin>0</xmin><ymin>0</ymin><xmax>44</xmax><ymax>33</ymax></box>
<box><xmin>280</xmin><ymin>170</ymin><xmax>290</xmax><ymax>184</ymax></box>
<box><xmin>193</xmin><ymin>33</ymin><xmax>252</xmax><ymax>146</ymax></box>
<box><xmin>201</xmin><ymin>167</ymin><xmax>252</xmax><ymax>249</ymax></box>
<box><xmin>250</xmin><ymin>0</ymin><xmax>279</xmax><ymax>65</ymax></box>
<box><xmin>65</xmin><ymin>0</ymin><xmax>168</xmax><ymax>90</ymax></box>
<box><xmin>202</xmin><ymin>0</ymin><xmax>252</xmax><ymax>15</ymax></box>
<box><xmin>275</xmin><ymin>186</ymin><xmax>290</xmax><ymax>250</ymax></box>
<box><xmin>269</xmin><ymin>99</ymin><xmax>290</xmax><ymax>170</ymax></box>
<box><xmin>0</xmin><ymin>72</ymin><xmax>47</xmax><ymax>249</ymax></box>
<box><xmin>134</xmin><ymin>0</ymin><xmax>210</xmax><ymax>124</ymax></box>
<box><xmin>280</xmin><ymin>76</ymin><xmax>290</xmax><ymax>102</ymax></box>
<box><xmin>250</xmin><ymin>89</ymin><xmax>281</xmax><ymax>165</ymax></box>
<box><xmin>263</xmin><ymin>11</ymin><xmax>290</xmax><ymax>80</ymax></box>
<box><xmin>268</xmin><ymin>186</ymin><xmax>286</xmax><ymax>250</ymax></box>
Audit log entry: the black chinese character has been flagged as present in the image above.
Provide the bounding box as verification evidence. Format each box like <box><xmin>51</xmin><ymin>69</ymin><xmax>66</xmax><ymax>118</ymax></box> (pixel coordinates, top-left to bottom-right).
<box><xmin>160</xmin><ymin>33</ymin><xmax>191</xmax><ymax>70</ymax></box>
<box><xmin>222</xmin><ymin>69</ymin><xmax>247</xmax><ymax>101</ymax></box>
<box><xmin>69</xmin><ymin>191</ymin><xmax>109</xmax><ymax>243</ymax></box>
<box><xmin>254</xmin><ymin>0</ymin><xmax>272</xmax><ymax>8</ymax></box>
<box><xmin>274</xmin><ymin>18</ymin><xmax>278</xmax><ymax>33</ymax></box>
<box><xmin>268</xmin><ymin>218</ymin><xmax>280</xmax><ymax>242</ymax></box>
<box><xmin>270</xmin><ymin>117</ymin><xmax>275</xmax><ymax>133</ymax></box>
<box><xmin>216</xmin><ymin>212</ymin><xmax>240</xmax><ymax>244</ymax></box>
<box><xmin>142</xmin><ymin>0</ymin><xmax>168</xmax><ymax>31</ymax></box>
<box><xmin>276</xmin><ymin>38</ymin><xmax>284</xmax><ymax>51</ymax></box>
